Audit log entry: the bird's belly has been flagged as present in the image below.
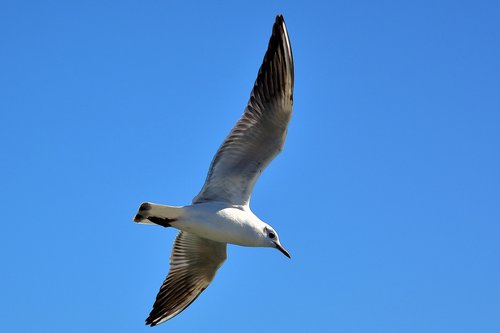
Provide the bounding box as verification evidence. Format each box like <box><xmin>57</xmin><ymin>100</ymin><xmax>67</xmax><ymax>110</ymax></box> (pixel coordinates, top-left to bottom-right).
<box><xmin>171</xmin><ymin>204</ymin><xmax>259</xmax><ymax>246</ymax></box>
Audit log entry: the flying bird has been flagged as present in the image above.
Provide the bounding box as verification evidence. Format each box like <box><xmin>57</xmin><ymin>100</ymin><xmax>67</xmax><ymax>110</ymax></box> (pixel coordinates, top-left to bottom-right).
<box><xmin>133</xmin><ymin>15</ymin><xmax>294</xmax><ymax>326</ymax></box>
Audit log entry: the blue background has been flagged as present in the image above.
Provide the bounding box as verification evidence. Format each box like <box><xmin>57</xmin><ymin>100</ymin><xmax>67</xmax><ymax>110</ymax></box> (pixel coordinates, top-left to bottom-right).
<box><xmin>1</xmin><ymin>1</ymin><xmax>499</xmax><ymax>332</ymax></box>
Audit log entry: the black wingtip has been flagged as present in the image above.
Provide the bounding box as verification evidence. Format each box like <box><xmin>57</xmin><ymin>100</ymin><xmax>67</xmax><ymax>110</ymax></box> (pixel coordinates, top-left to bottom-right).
<box><xmin>272</xmin><ymin>15</ymin><xmax>286</xmax><ymax>35</ymax></box>
<box><xmin>145</xmin><ymin>313</ymin><xmax>159</xmax><ymax>326</ymax></box>
<box><xmin>278</xmin><ymin>14</ymin><xmax>288</xmax><ymax>24</ymax></box>
<box><xmin>258</xmin><ymin>14</ymin><xmax>294</xmax><ymax>95</ymax></box>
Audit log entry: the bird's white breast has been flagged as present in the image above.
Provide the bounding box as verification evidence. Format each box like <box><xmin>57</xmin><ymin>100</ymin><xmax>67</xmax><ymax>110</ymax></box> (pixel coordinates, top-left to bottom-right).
<box><xmin>173</xmin><ymin>202</ymin><xmax>264</xmax><ymax>246</ymax></box>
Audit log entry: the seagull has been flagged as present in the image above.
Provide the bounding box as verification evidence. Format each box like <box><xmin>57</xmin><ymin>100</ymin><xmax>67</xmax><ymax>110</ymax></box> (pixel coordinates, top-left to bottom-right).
<box><xmin>133</xmin><ymin>15</ymin><xmax>294</xmax><ymax>326</ymax></box>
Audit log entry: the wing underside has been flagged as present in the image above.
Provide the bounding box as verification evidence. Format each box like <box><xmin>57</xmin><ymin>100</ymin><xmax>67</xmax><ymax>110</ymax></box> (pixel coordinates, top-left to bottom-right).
<box><xmin>193</xmin><ymin>15</ymin><xmax>294</xmax><ymax>206</ymax></box>
<box><xmin>145</xmin><ymin>232</ymin><xmax>227</xmax><ymax>326</ymax></box>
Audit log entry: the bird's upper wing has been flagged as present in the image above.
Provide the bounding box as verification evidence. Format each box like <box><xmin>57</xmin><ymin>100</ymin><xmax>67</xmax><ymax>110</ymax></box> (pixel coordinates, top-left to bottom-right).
<box><xmin>193</xmin><ymin>15</ymin><xmax>294</xmax><ymax>206</ymax></box>
<box><xmin>145</xmin><ymin>231</ymin><xmax>227</xmax><ymax>326</ymax></box>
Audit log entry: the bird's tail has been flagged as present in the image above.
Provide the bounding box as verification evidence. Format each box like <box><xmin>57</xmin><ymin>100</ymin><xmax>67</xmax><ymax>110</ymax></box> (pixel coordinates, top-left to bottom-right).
<box><xmin>133</xmin><ymin>202</ymin><xmax>184</xmax><ymax>228</ymax></box>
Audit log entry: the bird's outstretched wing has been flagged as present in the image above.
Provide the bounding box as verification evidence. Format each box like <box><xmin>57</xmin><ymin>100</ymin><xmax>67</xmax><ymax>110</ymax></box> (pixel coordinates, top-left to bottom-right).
<box><xmin>145</xmin><ymin>232</ymin><xmax>227</xmax><ymax>326</ymax></box>
<box><xmin>193</xmin><ymin>15</ymin><xmax>294</xmax><ymax>206</ymax></box>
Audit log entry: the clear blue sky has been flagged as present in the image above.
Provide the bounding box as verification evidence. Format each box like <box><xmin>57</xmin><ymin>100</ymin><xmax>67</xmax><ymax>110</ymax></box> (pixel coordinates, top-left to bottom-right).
<box><xmin>1</xmin><ymin>1</ymin><xmax>499</xmax><ymax>332</ymax></box>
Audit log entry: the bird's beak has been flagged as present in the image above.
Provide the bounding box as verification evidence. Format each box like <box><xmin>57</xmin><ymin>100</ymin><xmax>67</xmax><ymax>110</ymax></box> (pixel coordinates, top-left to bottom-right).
<box><xmin>273</xmin><ymin>241</ymin><xmax>291</xmax><ymax>259</ymax></box>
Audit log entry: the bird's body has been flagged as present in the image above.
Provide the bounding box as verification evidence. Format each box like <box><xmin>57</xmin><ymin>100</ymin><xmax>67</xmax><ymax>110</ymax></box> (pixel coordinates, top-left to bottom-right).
<box><xmin>133</xmin><ymin>15</ymin><xmax>294</xmax><ymax>326</ymax></box>
<box><xmin>138</xmin><ymin>201</ymin><xmax>269</xmax><ymax>246</ymax></box>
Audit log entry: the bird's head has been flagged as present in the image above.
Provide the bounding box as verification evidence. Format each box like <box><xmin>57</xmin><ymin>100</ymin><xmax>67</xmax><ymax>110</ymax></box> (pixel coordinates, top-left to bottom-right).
<box><xmin>262</xmin><ymin>225</ymin><xmax>290</xmax><ymax>258</ymax></box>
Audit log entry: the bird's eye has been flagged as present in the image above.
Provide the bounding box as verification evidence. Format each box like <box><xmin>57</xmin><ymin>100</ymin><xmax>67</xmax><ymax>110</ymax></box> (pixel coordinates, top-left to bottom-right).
<box><xmin>268</xmin><ymin>231</ymin><xmax>276</xmax><ymax>239</ymax></box>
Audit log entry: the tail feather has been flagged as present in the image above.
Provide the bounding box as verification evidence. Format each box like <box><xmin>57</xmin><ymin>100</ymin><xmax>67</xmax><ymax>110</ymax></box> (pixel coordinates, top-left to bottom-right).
<box><xmin>133</xmin><ymin>202</ymin><xmax>183</xmax><ymax>227</ymax></box>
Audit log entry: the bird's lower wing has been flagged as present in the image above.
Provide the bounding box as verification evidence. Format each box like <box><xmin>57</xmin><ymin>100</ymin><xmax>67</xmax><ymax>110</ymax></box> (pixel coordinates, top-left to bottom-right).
<box><xmin>145</xmin><ymin>231</ymin><xmax>227</xmax><ymax>326</ymax></box>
